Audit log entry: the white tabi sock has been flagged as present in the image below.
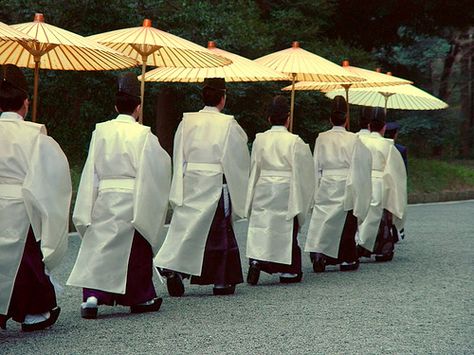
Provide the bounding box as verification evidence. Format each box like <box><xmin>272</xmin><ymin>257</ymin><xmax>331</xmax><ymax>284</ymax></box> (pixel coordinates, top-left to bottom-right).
<box><xmin>23</xmin><ymin>312</ymin><xmax>50</xmax><ymax>325</ymax></box>
<box><xmin>81</xmin><ymin>296</ymin><xmax>98</xmax><ymax>309</ymax></box>
<box><xmin>280</xmin><ymin>273</ymin><xmax>298</xmax><ymax>278</ymax></box>
<box><xmin>137</xmin><ymin>299</ymin><xmax>155</xmax><ymax>306</ymax></box>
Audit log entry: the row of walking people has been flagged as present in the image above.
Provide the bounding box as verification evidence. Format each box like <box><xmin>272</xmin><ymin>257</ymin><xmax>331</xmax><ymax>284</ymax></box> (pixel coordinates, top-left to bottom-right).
<box><xmin>0</xmin><ymin>65</ymin><xmax>406</xmax><ymax>331</ymax></box>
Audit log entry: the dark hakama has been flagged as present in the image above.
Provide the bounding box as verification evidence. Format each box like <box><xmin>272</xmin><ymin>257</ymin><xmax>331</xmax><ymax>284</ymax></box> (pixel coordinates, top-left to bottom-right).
<box><xmin>249</xmin><ymin>218</ymin><xmax>301</xmax><ymax>275</ymax></box>
<box><xmin>372</xmin><ymin>210</ymin><xmax>396</xmax><ymax>255</ymax></box>
<box><xmin>311</xmin><ymin>211</ymin><xmax>358</xmax><ymax>265</ymax></box>
<box><xmin>6</xmin><ymin>228</ymin><xmax>57</xmax><ymax>323</ymax></box>
<box><xmin>191</xmin><ymin>190</ymin><xmax>244</xmax><ymax>286</ymax></box>
<box><xmin>83</xmin><ymin>231</ymin><xmax>156</xmax><ymax>306</ymax></box>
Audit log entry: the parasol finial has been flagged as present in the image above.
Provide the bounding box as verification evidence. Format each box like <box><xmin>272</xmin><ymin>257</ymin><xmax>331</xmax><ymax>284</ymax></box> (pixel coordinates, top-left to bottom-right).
<box><xmin>207</xmin><ymin>41</ymin><xmax>216</xmax><ymax>49</ymax></box>
<box><xmin>375</xmin><ymin>67</ymin><xmax>382</xmax><ymax>73</ymax></box>
<box><xmin>142</xmin><ymin>19</ymin><xmax>152</xmax><ymax>27</ymax></box>
<box><xmin>342</xmin><ymin>60</ymin><xmax>350</xmax><ymax>67</ymax></box>
<box><xmin>34</xmin><ymin>13</ymin><xmax>44</xmax><ymax>23</ymax></box>
<box><xmin>387</xmin><ymin>71</ymin><xmax>392</xmax><ymax>76</ymax></box>
<box><xmin>291</xmin><ymin>41</ymin><xmax>300</xmax><ymax>48</ymax></box>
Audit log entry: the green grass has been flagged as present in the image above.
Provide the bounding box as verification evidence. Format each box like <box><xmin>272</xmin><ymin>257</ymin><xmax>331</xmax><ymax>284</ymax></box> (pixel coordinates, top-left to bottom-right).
<box><xmin>408</xmin><ymin>158</ymin><xmax>474</xmax><ymax>194</ymax></box>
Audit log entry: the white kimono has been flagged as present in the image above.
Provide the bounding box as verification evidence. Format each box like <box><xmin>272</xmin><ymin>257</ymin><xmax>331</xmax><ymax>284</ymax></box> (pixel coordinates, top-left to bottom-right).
<box><xmin>154</xmin><ymin>106</ymin><xmax>250</xmax><ymax>276</ymax></box>
<box><xmin>67</xmin><ymin>114</ymin><xmax>171</xmax><ymax>294</ymax></box>
<box><xmin>357</xmin><ymin>132</ymin><xmax>407</xmax><ymax>252</ymax></box>
<box><xmin>0</xmin><ymin>112</ymin><xmax>71</xmax><ymax>315</ymax></box>
<box><xmin>245</xmin><ymin>126</ymin><xmax>314</xmax><ymax>264</ymax></box>
<box><xmin>305</xmin><ymin>126</ymin><xmax>372</xmax><ymax>259</ymax></box>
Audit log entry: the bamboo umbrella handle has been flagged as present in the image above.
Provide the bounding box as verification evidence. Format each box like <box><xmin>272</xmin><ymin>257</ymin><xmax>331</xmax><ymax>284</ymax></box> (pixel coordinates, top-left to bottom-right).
<box><xmin>32</xmin><ymin>57</ymin><xmax>40</xmax><ymax>122</ymax></box>
<box><xmin>289</xmin><ymin>73</ymin><xmax>296</xmax><ymax>132</ymax></box>
<box><xmin>139</xmin><ymin>55</ymin><xmax>147</xmax><ymax>124</ymax></box>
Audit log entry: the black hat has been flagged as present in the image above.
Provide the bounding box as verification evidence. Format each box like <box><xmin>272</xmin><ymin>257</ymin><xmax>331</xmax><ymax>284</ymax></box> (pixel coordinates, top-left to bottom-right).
<box><xmin>331</xmin><ymin>95</ymin><xmax>347</xmax><ymax>115</ymax></box>
<box><xmin>203</xmin><ymin>77</ymin><xmax>226</xmax><ymax>91</ymax></box>
<box><xmin>0</xmin><ymin>64</ymin><xmax>28</xmax><ymax>93</ymax></box>
<box><xmin>385</xmin><ymin>121</ymin><xmax>400</xmax><ymax>131</ymax></box>
<box><xmin>117</xmin><ymin>72</ymin><xmax>140</xmax><ymax>98</ymax></box>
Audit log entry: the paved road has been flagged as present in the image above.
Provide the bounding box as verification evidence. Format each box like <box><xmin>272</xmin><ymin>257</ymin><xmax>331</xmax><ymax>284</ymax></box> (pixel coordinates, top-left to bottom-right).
<box><xmin>1</xmin><ymin>201</ymin><xmax>473</xmax><ymax>354</ymax></box>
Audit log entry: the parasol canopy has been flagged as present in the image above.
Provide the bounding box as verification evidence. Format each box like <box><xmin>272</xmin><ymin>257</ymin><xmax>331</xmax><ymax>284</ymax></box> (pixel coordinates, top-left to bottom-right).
<box><xmin>2</xmin><ymin>13</ymin><xmax>137</xmax><ymax>121</ymax></box>
<box><xmin>140</xmin><ymin>40</ymin><xmax>288</xmax><ymax>83</ymax></box>
<box><xmin>326</xmin><ymin>83</ymin><xmax>448</xmax><ymax>111</ymax></box>
<box><xmin>89</xmin><ymin>20</ymin><xmax>232</xmax><ymax>123</ymax></box>
<box><xmin>0</xmin><ymin>21</ymin><xmax>35</xmax><ymax>42</ymax></box>
<box><xmin>255</xmin><ymin>42</ymin><xmax>364</xmax><ymax>131</ymax></box>
<box><xmin>281</xmin><ymin>60</ymin><xmax>412</xmax><ymax>127</ymax></box>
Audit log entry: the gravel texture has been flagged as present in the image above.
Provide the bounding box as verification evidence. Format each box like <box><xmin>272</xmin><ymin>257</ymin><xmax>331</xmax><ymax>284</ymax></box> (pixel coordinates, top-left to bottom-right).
<box><xmin>1</xmin><ymin>200</ymin><xmax>473</xmax><ymax>354</ymax></box>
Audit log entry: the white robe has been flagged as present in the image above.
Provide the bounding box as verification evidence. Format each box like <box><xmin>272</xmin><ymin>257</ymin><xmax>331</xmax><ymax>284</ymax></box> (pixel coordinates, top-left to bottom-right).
<box><xmin>305</xmin><ymin>126</ymin><xmax>372</xmax><ymax>258</ymax></box>
<box><xmin>154</xmin><ymin>106</ymin><xmax>250</xmax><ymax>276</ymax></box>
<box><xmin>0</xmin><ymin>112</ymin><xmax>71</xmax><ymax>315</ymax></box>
<box><xmin>245</xmin><ymin>126</ymin><xmax>314</xmax><ymax>264</ymax></box>
<box><xmin>67</xmin><ymin>114</ymin><xmax>171</xmax><ymax>294</ymax></box>
<box><xmin>357</xmin><ymin>132</ymin><xmax>407</xmax><ymax>252</ymax></box>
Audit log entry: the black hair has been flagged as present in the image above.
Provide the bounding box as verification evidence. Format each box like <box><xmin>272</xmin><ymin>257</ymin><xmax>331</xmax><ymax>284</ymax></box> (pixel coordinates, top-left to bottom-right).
<box><xmin>0</xmin><ymin>81</ymin><xmax>28</xmax><ymax>112</ymax></box>
<box><xmin>369</xmin><ymin>107</ymin><xmax>386</xmax><ymax>132</ymax></box>
<box><xmin>115</xmin><ymin>92</ymin><xmax>140</xmax><ymax>115</ymax></box>
<box><xmin>202</xmin><ymin>87</ymin><xmax>225</xmax><ymax>106</ymax></box>
<box><xmin>359</xmin><ymin>107</ymin><xmax>371</xmax><ymax>129</ymax></box>
<box><xmin>330</xmin><ymin>95</ymin><xmax>347</xmax><ymax>126</ymax></box>
<box><xmin>268</xmin><ymin>95</ymin><xmax>289</xmax><ymax>125</ymax></box>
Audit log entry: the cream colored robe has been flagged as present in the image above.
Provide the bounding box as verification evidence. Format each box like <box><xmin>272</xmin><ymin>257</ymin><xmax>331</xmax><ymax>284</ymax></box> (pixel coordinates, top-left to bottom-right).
<box><xmin>154</xmin><ymin>106</ymin><xmax>250</xmax><ymax>276</ymax></box>
<box><xmin>67</xmin><ymin>114</ymin><xmax>171</xmax><ymax>294</ymax></box>
<box><xmin>305</xmin><ymin>126</ymin><xmax>372</xmax><ymax>259</ymax></box>
<box><xmin>357</xmin><ymin>132</ymin><xmax>407</xmax><ymax>252</ymax></box>
<box><xmin>0</xmin><ymin>112</ymin><xmax>71</xmax><ymax>315</ymax></box>
<box><xmin>245</xmin><ymin>126</ymin><xmax>314</xmax><ymax>264</ymax></box>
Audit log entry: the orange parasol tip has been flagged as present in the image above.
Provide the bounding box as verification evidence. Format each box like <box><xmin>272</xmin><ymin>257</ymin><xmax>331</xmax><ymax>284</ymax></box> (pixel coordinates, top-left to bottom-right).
<box><xmin>375</xmin><ymin>67</ymin><xmax>382</xmax><ymax>73</ymax></box>
<box><xmin>142</xmin><ymin>19</ymin><xmax>152</xmax><ymax>27</ymax></box>
<box><xmin>207</xmin><ymin>41</ymin><xmax>216</xmax><ymax>49</ymax></box>
<box><xmin>342</xmin><ymin>60</ymin><xmax>350</xmax><ymax>67</ymax></box>
<box><xmin>291</xmin><ymin>41</ymin><xmax>300</xmax><ymax>48</ymax></box>
<box><xmin>387</xmin><ymin>71</ymin><xmax>392</xmax><ymax>76</ymax></box>
<box><xmin>34</xmin><ymin>13</ymin><xmax>45</xmax><ymax>22</ymax></box>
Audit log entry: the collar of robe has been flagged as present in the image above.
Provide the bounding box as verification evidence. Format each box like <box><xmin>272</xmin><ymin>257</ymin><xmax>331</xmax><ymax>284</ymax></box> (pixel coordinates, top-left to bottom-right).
<box><xmin>200</xmin><ymin>106</ymin><xmax>221</xmax><ymax>113</ymax></box>
<box><xmin>331</xmin><ymin>125</ymin><xmax>346</xmax><ymax>131</ymax></box>
<box><xmin>370</xmin><ymin>131</ymin><xmax>383</xmax><ymax>138</ymax></box>
<box><xmin>0</xmin><ymin>111</ymin><xmax>24</xmax><ymax>121</ymax></box>
<box><xmin>114</xmin><ymin>114</ymin><xmax>137</xmax><ymax>123</ymax></box>
<box><xmin>270</xmin><ymin>125</ymin><xmax>288</xmax><ymax>132</ymax></box>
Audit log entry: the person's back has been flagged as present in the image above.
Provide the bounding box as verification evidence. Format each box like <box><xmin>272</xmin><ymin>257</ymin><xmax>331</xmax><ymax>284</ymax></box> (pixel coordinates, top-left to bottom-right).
<box><xmin>0</xmin><ymin>64</ymin><xmax>71</xmax><ymax>332</ymax></box>
<box><xmin>305</xmin><ymin>96</ymin><xmax>372</xmax><ymax>273</ymax></box>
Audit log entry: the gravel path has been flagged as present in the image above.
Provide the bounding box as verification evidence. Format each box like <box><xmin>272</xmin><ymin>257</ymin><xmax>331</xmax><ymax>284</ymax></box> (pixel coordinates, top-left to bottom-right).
<box><xmin>1</xmin><ymin>201</ymin><xmax>473</xmax><ymax>354</ymax></box>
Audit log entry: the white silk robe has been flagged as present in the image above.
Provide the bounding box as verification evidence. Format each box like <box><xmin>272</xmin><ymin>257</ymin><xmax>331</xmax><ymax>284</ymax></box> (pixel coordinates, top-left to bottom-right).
<box><xmin>305</xmin><ymin>126</ymin><xmax>372</xmax><ymax>258</ymax></box>
<box><xmin>0</xmin><ymin>112</ymin><xmax>71</xmax><ymax>315</ymax></box>
<box><xmin>67</xmin><ymin>115</ymin><xmax>171</xmax><ymax>294</ymax></box>
<box><xmin>357</xmin><ymin>132</ymin><xmax>407</xmax><ymax>252</ymax></box>
<box><xmin>154</xmin><ymin>106</ymin><xmax>250</xmax><ymax>276</ymax></box>
<box><xmin>245</xmin><ymin>126</ymin><xmax>314</xmax><ymax>264</ymax></box>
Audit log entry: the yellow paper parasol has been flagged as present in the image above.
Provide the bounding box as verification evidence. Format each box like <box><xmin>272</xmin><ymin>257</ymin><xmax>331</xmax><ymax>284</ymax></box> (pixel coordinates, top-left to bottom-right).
<box><xmin>1</xmin><ymin>13</ymin><xmax>137</xmax><ymax>121</ymax></box>
<box><xmin>326</xmin><ymin>83</ymin><xmax>448</xmax><ymax>111</ymax></box>
<box><xmin>282</xmin><ymin>60</ymin><xmax>412</xmax><ymax>127</ymax></box>
<box><xmin>89</xmin><ymin>20</ymin><xmax>232</xmax><ymax>123</ymax></box>
<box><xmin>0</xmin><ymin>21</ymin><xmax>35</xmax><ymax>42</ymax></box>
<box><xmin>140</xmin><ymin>41</ymin><xmax>288</xmax><ymax>83</ymax></box>
<box><xmin>255</xmin><ymin>42</ymin><xmax>364</xmax><ymax>131</ymax></box>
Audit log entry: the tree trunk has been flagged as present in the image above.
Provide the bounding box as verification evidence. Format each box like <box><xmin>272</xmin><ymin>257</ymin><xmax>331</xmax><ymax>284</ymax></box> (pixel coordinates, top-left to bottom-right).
<box><xmin>438</xmin><ymin>34</ymin><xmax>461</xmax><ymax>101</ymax></box>
<box><xmin>154</xmin><ymin>87</ymin><xmax>181</xmax><ymax>157</ymax></box>
<box><xmin>459</xmin><ymin>30</ymin><xmax>474</xmax><ymax>158</ymax></box>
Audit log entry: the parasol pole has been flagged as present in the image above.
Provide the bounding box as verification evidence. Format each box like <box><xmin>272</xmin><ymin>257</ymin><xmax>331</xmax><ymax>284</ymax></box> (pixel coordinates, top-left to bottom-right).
<box><xmin>289</xmin><ymin>72</ymin><xmax>297</xmax><ymax>132</ymax></box>
<box><xmin>32</xmin><ymin>56</ymin><xmax>41</xmax><ymax>122</ymax></box>
<box><xmin>342</xmin><ymin>83</ymin><xmax>352</xmax><ymax>130</ymax></box>
<box><xmin>139</xmin><ymin>54</ymin><xmax>147</xmax><ymax>124</ymax></box>
<box><xmin>381</xmin><ymin>92</ymin><xmax>395</xmax><ymax>115</ymax></box>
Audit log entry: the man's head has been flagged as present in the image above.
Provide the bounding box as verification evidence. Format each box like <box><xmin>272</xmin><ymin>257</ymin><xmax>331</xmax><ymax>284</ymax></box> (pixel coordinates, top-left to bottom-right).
<box><xmin>384</xmin><ymin>121</ymin><xmax>400</xmax><ymax>140</ymax></box>
<box><xmin>115</xmin><ymin>72</ymin><xmax>141</xmax><ymax>117</ymax></box>
<box><xmin>0</xmin><ymin>64</ymin><xmax>29</xmax><ymax>115</ymax></box>
<box><xmin>330</xmin><ymin>95</ymin><xmax>347</xmax><ymax>126</ymax></box>
<box><xmin>366</xmin><ymin>107</ymin><xmax>386</xmax><ymax>133</ymax></box>
<box><xmin>359</xmin><ymin>107</ymin><xmax>372</xmax><ymax>130</ymax></box>
<box><xmin>202</xmin><ymin>77</ymin><xmax>226</xmax><ymax>111</ymax></box>
<box><xmin>267</xmin><ymin>95</ymin><xmax>289</xmax><ymax>126</ymax></box>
